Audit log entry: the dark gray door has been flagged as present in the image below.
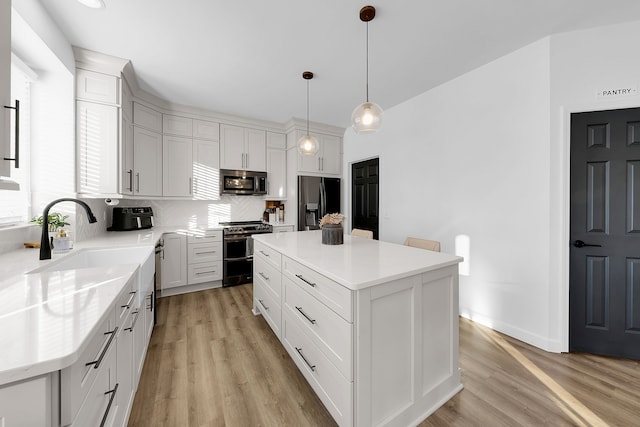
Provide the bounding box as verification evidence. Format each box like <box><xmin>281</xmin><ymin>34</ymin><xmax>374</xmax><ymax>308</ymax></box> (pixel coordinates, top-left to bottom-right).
<box><xmin>352</xmin><ymin>158</ymin><xmax>379</xmax><ymax>239</ymax></box>
<box><xmin>570</xmin><ymin>107</ymin><xmax>640</xmax><ymax>359</ymax></box>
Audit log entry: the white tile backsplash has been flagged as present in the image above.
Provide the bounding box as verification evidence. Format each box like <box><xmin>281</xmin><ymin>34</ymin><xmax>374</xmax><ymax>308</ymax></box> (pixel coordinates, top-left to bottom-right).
<box><xmin>112</xmin><ymin>196</ymin><xmax>266</xmax><ymax>229</ymax></box>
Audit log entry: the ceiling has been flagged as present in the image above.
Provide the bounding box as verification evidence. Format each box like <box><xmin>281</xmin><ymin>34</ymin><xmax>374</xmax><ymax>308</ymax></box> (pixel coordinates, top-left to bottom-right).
<box><xmin>40</xmin><ymin>0</ymin><xmax>640</xmax><ymax>129</ymax></box>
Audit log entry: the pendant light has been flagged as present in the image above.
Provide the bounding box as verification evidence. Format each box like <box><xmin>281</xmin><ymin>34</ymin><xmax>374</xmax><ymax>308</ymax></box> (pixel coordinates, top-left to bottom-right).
<box><xmin>351</xmin><ymin>5</ymin><xmax>383</xmax><ymax>133</ymax></box>
<box><xmin>297</xmin><ymin>71</ymin><xmax>319</xmax><ymax>156</ymax></box>
<box><xmin>77</xmin><ymin>0</ymin><xmax>106</xmax><ymax>8</ymax></box>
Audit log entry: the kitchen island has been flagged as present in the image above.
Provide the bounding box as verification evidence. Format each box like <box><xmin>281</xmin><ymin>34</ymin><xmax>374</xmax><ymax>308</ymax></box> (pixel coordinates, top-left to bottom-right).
<box><xmin>252</xmin><ymin>230</ymin><xmax>463</xmax><ymax>427</ymax></box>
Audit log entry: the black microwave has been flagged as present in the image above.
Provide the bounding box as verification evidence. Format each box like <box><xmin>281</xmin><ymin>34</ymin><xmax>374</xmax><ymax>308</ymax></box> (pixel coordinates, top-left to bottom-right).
<box><xmin>220</xmin><ymin>169</ymin><xmax>267</xmax><ymax>195</ymax></box>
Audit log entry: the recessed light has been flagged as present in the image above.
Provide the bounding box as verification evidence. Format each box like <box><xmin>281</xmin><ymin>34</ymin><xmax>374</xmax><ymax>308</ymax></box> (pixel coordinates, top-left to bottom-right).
<box><xmin>77</xmin><ymin>0</ymin><xmax>106</xmax><ymax>9</ymax></box>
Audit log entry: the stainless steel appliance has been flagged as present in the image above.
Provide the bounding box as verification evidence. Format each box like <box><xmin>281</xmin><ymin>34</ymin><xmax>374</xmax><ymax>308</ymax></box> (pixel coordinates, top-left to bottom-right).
<box><xmin>298</xmin><ymin>176</ymin><xmax>341</xmax><ymax>230</ymax></box>
<box><xmin>220</xmin><ymin>221</ymin><xmax>273</xmax><ymax>286</ymax></box>
<box><xmin>220</xmin><ymin>169</ymin><xmax>267</xmax><ymax>195</ymax></box>
<box><xmin>108</xmin><ymin>207</ymin><xmax>154</xmax><ymax>231</ymax></box>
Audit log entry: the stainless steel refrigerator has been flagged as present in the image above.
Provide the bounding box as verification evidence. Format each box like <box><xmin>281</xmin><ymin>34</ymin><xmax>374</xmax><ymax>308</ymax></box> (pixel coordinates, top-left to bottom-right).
<box><xmin>298</xmin><ymin>176</ymin><xmax>341</xmax><ymax>231</ymax></box>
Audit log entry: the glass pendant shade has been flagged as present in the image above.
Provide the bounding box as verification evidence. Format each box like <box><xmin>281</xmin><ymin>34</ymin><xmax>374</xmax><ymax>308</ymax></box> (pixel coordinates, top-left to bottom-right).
<box><xmin>351</xmin><ymin>101</ymin><xmax>383</xmax><ymax>133</ymax></box>
<box><xmin>77</xmin><ymin>0</ymin><xmax>105</xmax><ymax>8</ymax></box>
<box><xmin>297</xmin><ymin>134</ymin><xmax>319</xmax><ymax>156</ymax></box>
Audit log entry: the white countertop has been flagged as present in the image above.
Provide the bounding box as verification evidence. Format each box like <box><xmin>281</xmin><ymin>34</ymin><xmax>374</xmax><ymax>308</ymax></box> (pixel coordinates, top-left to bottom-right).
<box><xmin>253</xmin><ymin>230</ymin><xmax>463</xmax><ymax>290</ymax></box>
<box><xmin>0</xmin><ymin>225</ymin><xmax>210</xmax><ymax>386</ymax></box>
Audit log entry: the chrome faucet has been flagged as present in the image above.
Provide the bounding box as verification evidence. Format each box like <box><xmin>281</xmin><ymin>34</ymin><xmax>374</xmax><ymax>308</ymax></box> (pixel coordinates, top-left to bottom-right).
<box><xmin>39</xmin><ymin>198</ymin><xmax>97</xmax><ymax>260</ymax></box>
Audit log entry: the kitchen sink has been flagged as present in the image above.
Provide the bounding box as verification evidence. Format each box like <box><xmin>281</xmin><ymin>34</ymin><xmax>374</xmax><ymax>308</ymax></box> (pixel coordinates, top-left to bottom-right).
<box><xmin>29</xmin><ymin>246</ymin><xmax>152</xmax><ymax>273</ymax></box>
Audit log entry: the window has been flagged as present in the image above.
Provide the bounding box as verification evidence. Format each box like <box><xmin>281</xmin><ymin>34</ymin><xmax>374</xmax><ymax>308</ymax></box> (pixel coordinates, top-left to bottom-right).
<box><xmin>0</xmin><ymin>55</ymin><xmax>34</xmax><ymax>226</ymax></box>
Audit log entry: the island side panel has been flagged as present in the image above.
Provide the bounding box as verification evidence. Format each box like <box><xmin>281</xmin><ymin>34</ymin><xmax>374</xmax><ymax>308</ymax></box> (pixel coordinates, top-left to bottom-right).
<box><xmin>355</xmin><ymin>265</ymin><xmax>462</xmax><ymax>427</ymax></box>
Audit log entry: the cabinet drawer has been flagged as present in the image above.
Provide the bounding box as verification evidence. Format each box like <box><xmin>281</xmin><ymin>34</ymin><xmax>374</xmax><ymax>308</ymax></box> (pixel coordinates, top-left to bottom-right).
<box><xmin>115</xmin><ymin>276</ymin><xmax>137</xmax><ymax>329</ymax></box>
<box><xmin>282</xmin><ymin>310</ymin><xmax>352</xmax><ymax>426</ymax></box>
<box><xmin>188</xmin><ymin>231</ymin><xmax>222</xmax><ymax>243</ymax></box>
<box><xmin>163</xmin><ymin>114</ymin><xmax>193</xmax><ymax>137</ymax></box>
<box><xmin>272</xmin><ymin>225</ymin><xmax>294</xmax><ymax>233</ymax></box>
<box><xmin>187</xmin><ymin>261</ymin><xmax>222</xmax><ymax>284</ymax></box>
<box><xmin>254</xmin><ymin>241</ymin><xmax>281</xmax><ymax>271</ymax></box>
<box><xmin>282</xmin><ymin>256</ymin><xmax>352</xmax><ymax>322</ymax></box>
<box><xmin>254</xmin><ymin>255</ymin><xmax>282</xmax><ymax>298</ymax></box>
<box><xmin>61</xmin><ymin>309</ymin><xmax>117</xmax><ymax>426</ymax></box>
<box><xmin>254</xmin><ymin>281</ymin><xmax>281</xmax><ymax>338</ymax></box>
<box><xmin>188</xmin><ymin>242</ymin><xmax>222</xmax><ymax>263</ymax></box>
<box><xmin>71</xmin><ymin>343</ymin><xmax>118</xmax><ymax>427</ymax></box>
<box><xmin>76</xmin><ymin>68</ymin><xmax>119</xmax><ymax>104</ymax></box>
<box><xmin>284</xmin><ymin>277</ymin><xmax>352</xmax><ymax>380</ymax></box>
<box><xmin>133</xmin><ymin>102</ymin><xmax>162</xmax><ymax>132</ymax></box>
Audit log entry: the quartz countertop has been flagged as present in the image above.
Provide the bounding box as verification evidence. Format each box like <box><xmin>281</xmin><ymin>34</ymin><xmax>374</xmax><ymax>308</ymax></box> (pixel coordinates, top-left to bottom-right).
<box><xmin>253</xmin><ymin>230</ymin><xmax>463</xmax><ymax>290</ymax></box>
<box><xmin>0</xmin><ymin>225</ymin><xmax>219</xmax><ymax>386</ymax></box>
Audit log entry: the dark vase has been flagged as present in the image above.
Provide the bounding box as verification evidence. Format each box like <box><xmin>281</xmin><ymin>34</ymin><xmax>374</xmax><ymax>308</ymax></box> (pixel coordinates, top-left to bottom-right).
<box><xmin>321</xmin><ymin>224</ymin><xmax>343</xmax><ymax>245</ymax></box>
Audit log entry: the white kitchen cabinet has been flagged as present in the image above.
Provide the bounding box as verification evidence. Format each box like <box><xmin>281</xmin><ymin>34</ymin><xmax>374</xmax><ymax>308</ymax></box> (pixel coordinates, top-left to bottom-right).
<box><xmin>192</xmin><ymin>139</ymin><xmax>220</xmax><ymax>200</ymax></box>
<box><xmin>187</xmin><ymin>233</ymin><xmax>222</xmax><ymax>285</ymax></box>
<box><xmin>133</xmin><ymin>126</ymin><xmax>163</xmax><ymax>196</ymax></box>
<box><xmin>161</xmin><ymin>233</ymin><xmax>187</xmax><ymax>290</ymax></box>
<box><xmin>133</xmin><ymin>102</ymin><xmax>162</xmax><ymax>132</ymax></box>
<box><xmin>163</xmin><ymin>114</ymin><xmax>192</xmax><ymax>137</ymax></box>
<box><xmin>220</xmin><ymin>124</ymin><xmax>266</xmax><ymax>171</ymax></box>
<box><xmin>271</xmin><ymin>224</ymin><xmax>294</xmax><ymax>233</ymax></box>
<box><xmin>76</xmin><ymin>100</ymin><xmax>119</xmax><ymax>195</ymax></box>
<box><xmin>0</xmin><ymin>375</ymin><xmax>53</xmax><ymax>427</ymax></box>
<box><xmin>295</xmin><ymin>130</ymin><xmax>342</xmax><ymax>176</ymax></box>
<box><xmin>266</xmin><ymin>132</ymin><xmax>287</xmax><ymax>199</ymax></box>
<box><xmin>0</xmin><ymin>1</ymin><xmax>12</xmax><ymax>178</ymax></box>
<box><xmin>76</xmin><ymin>68</ymin><xmax>119</xmax><ymax>104</ymax></box>
<box><xmin>163</xmin><ymin>135</ymin><xmax>193</xmax><ymax>197</ymax></box>
<box><xmin>116</xmin><ymin>308</ymin><xmax>135</xmax><ymax>427</ymax></box>
<box><xmin>120</xmin><ymin>116</ymin><xmax>134</xmax><ymax>195</ymax></box>
<box><xmin>193</xmin><ymin>119</ymin><xmax>219</xmax><ymax>140</ymax></box>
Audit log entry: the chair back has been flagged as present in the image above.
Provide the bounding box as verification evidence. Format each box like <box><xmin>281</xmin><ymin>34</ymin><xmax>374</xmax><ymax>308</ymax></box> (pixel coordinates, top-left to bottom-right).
<box><xmin>352</xmin><ymin>228</ymin><xmax>374</xmax><ymax>239</ymax></box>
<box><xmin>403</xmin><ymin>237</ymin><xmax>441</xmax><ymax>252</ymax></box>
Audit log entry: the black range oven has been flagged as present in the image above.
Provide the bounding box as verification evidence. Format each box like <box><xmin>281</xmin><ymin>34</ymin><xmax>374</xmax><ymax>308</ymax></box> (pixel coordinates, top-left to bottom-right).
<box><xmin>220</xmin><ymin>221</ymin><xmax>272</xmax><ymax>286</ymax></box>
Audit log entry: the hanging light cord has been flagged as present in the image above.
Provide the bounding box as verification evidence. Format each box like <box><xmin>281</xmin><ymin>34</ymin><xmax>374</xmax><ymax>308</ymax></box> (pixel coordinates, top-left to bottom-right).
<box><xmin>365</xmin><ymin>20</ymin><xmax>369</xmax><ymax>103</ymax></box>
<box><xmin>306</xmin><ymin>78</ymin><xmax>310</xmax><ymax>135</ymax></box>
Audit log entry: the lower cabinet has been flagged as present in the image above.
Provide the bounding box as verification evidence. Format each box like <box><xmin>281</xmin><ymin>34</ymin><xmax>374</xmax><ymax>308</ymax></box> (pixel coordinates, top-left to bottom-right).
<box><xmin>187</xmin><ymin>232</ymin><xmax>222</xmax><ymax>285</ymax></box>
<box><xmin>161</xmin><ymin>232</ymin><xmax>187</xmax><ymax>290</ymax></box>
<box><xmin>0</xmin><ymin>375</ymin><xmax>53</xmax><ymax>427</ymax></box>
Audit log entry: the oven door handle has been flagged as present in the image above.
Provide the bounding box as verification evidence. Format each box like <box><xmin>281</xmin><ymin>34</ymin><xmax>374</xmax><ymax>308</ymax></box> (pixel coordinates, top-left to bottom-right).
<box><xmin>224</xmin><ymin>256</ymin><xmax>253</xmax><ymax>261</ymax></box>
<box><xmin>224</xmin><ymin>237</ymin><xmax>250</xmax><ymax>242</ymax></box>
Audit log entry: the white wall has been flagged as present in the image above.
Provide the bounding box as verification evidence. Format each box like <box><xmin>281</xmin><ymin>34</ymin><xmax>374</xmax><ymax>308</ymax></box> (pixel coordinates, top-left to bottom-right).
<box><xmin>344</xmin><ymin>37</ymin><xmax>555</xmax><ymax>350</ymax></box>
<box><xmin>344</xmin><ymin>19</ymin><xmax>640</xmax><ymax>353</ymax></box>
<box><xmin>548</xmin><ymin>20</ymin><xmax>640</xmax><ymax>350</ymax></box>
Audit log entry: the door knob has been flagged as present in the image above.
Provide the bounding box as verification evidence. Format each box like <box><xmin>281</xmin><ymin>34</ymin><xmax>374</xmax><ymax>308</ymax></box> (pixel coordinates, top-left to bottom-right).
<box><xmin>573</xmin><ymin>240</ymin><xmax>602</xmax><ymax>248</ymax></box>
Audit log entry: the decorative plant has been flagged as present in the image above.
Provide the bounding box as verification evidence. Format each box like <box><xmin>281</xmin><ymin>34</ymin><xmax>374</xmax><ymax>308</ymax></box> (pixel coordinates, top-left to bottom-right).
<box><xmin>30</xmin><ymin>212</ymin><xmax>70</xmax><ymax>232</ymax></box>
<box><xmin>319</xmin><ymin>213</ymin><xmax>344</xmax><ymax>227</ymax></box>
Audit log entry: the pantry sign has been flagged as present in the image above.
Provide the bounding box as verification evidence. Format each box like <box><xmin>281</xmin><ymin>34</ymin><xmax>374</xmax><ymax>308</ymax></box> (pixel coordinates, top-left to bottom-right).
<box><xmin>596</xmin><ymin>86</ymin><xmax>638</xmax><ymax>99</ymax></box>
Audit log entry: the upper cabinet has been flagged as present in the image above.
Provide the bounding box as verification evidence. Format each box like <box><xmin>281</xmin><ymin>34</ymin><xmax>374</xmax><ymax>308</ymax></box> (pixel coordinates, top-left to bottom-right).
<box><xmin>162</xmin><ymin>113</ymin><xmax>220</xmax><ymax>199</ymax></box>
<box><xmin>76</xmin><ymin>69</ymin><xmax>121</xmax><ymax>196</ymax></box>
<box><xmin>76</xmin><ymin>69</ymin><xmax>119</xmax><ymax>104</ymax></box>
<box><xmin>0</xmin><ymin>1</ymin><xmax>11</xmax><ymax>179</ymax></box>
<box><xmin>266</xmin><ymin>132</ymin><xmax>287</xmax><ymax>199</ymax></box>
<box><xmin>220</xmin><ymin>124</ymin><xmax>266</xmax><ymax>171</ymax></box>
<box><xmin>293</xmin><ymin>130</ymin><xmax>342</xmax><ymax>176</ymax></box>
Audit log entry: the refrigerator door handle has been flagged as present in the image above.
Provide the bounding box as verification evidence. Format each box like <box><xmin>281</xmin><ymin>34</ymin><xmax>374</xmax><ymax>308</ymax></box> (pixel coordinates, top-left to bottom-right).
<box><xmin>320</xmin><ymin>180</ymin><xmax>327</xmax><ymax>217</ymax></box>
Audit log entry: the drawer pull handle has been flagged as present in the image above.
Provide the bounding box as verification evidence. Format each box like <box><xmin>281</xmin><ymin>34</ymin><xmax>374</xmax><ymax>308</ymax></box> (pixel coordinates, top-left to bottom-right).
<box><xmin>121</xmin><ymin>291</ymin><xmax>136</xmax><ymax>309</ymax></box>
<box><xmin>295</xmin><ymin>274</ymin><xmax>316</xmax><ymax>287</ymax></box>
<box><xmin>125</xmin><ymin>310</ymin><xmax>140</xmax><ymax>332</ymax></box>
<box><xmin>259</xmin><ymin>272</ymin><xmax>269</xmax><ymax>281</ymax></box>
<box><xmin>258</xmin><ymin>299</ymin><xmax>269</xmax><ymax>310</ymax></box>
<box><xmin>295</xmin><ymin>306</ymin><xmax>316</xmax><ymax>325</ymax></box>
<box><xmin>100</xmin><ymin>383</ymin><xmax>119</xmax><ymax>427</ymax></box>
<box><xmin>195</xmin><ymin>270</ymin><xmax>216</xmax><ymax>275</ymax></box>
<box><xmin>146</xmin><ymin>293</ymin><xmax>154</xmax><ymax>311</ymax></box>
<box><xmin>259</xmin><ymin>250</ymin><xmax>270</xmax><ymax>257</ymax></box>
<box><xmin>195</xmin><ymin>250</ymin><xmax>217</xmax><ymax>254</ymax></box>
<box><xmin>86</xmin><ymin>327</ymin><xmax>118</xmax><ymax>369</ymax></box>
<box><xmin>295</xmin><ymin>347</ymin><xmax>316</xmax><ymax>372</ymax></box>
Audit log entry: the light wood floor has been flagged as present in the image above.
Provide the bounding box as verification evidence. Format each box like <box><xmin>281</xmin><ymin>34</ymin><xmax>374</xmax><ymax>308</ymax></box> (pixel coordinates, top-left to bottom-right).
<box><xmin>128</xmin><ymin>284</ymin><xmax>640</xmax><ymax>426</ymax></box>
